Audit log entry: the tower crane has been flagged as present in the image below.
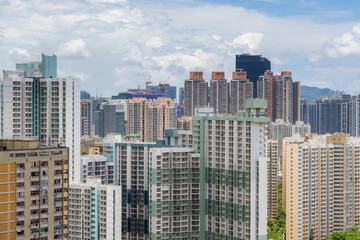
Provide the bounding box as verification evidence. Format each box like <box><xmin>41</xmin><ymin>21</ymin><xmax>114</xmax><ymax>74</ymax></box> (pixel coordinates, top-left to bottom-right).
<box><xmin>159</xmin><ymin>76</ymin><xmax>171</xmax><ymax>94</ymax></box>
<box><xmin>138</xmin><ymin>61</ymin><xmax>151</xmax><ymax>94</ymax></box>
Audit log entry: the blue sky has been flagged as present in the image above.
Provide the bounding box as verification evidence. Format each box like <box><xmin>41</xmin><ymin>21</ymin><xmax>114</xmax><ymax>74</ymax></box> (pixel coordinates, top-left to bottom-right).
<box><xmin>1</xmin><ymin>0</ymin><xmax>360</xmax><ymax>96</ymax></box>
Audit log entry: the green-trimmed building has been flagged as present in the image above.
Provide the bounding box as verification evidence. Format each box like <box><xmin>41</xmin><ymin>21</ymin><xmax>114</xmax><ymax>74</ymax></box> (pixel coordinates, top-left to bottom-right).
<box><xmin>103</xmin><ymin>138</ymin><xmax>168</xmax><ymax>240</ymax></box>
<box><xmin>192</xmin><ymin>99</ymin><xmax>269</xmax><ymax>240</ymax></box>
<box><xmin>149</xmin><ymin>147</ymin><xmax>200</xmax><ymax>240</ymax></box>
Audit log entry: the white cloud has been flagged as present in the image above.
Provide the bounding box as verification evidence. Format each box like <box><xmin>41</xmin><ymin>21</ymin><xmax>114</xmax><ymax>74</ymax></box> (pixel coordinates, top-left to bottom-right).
<box><xmin>58</xmin><ymin>69</ymin><xmax>91</xmax><ymax>82</ymax></box>
<box><xmin>212</xmin><ymin>35</ymin><xmax>222</xmax><ymax>41</ymax></box>
<box><xmin>8</xmin><ymin>47</ymin><xmax>30</xmax><ymax>58</ymax></box>
<box><xmin>152</xmin><ymin>49</ymin><xmax>218</xmax><ymax>71</ymax></box>
<box><xmin>56</xmin><ymin>38</ymin><xmax>92</xmax><ymax>58</ymax></box>
<box><xmin>146</xmin><ymin>37</ymin><xmax>163</xmax><ymax>48</ymax></box>
<box><xmin>324</xmin><ymin>24</ymin><xmax>360</xmax><ymax>58</ymax></box>
<box><xmin>231</xmin><ymin>32</ymin><xmax>264</xmax><ymax>53</ymax></box>
<box><xmin>308</xmin><ymin>53</ymin><xmax>322</xmax><ymax>63</ymax></box>
<box><xmin>96</xmin><ymin>8</ymin><xmax>143</xmax><ymax>24</ymax></box>
<box><xmin>270</xmin><ymin>57</ymin><xmax>288</xmax><ymax>65</ymax></box>
<box><xmin>89</xmin><ymin>0</ymin><xmax>126</xmax><ymax>3</ymax></box>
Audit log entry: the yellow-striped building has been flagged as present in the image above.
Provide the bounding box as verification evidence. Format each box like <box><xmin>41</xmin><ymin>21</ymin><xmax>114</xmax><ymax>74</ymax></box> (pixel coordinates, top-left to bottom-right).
<box><xmin>0</xmin><ymin>139</ymin><xmax>69</xmax><ymax>240</ymax></box>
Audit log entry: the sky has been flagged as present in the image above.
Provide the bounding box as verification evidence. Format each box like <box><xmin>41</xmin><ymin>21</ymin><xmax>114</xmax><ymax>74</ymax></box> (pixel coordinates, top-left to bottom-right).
<box><xmin>1</xmin><ymin>0</ymin><xmax>360</xmax><ymax>97</ymax></box>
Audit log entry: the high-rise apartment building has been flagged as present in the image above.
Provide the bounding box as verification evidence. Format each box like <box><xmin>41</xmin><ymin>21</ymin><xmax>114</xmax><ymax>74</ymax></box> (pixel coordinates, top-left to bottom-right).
<box><xmin>164</xmin><ymin>129</ymin><xmax>193</xmax><ymax>148</ymax></box>
<box><xmin>283</xmin><ymin>133</ymin><xmax>360</xmax><ymax>240</ymax></box>
<box><xmin>265</xmin><ymin>140</ymin><xmax>278</xmax><ymax>220</ymax></box>
<box><xmin>93</xmin><ymin>100</ymin><xmax>127</xmax><ymax>138</ymax></box>
<box><xmin>257</xmin><ymin>71</ymin><xmax>300</xmax><ymax>123</ymax></box>
<box><xmin>257</xmin><ymin>71</ymin><xmax>275</xmax><ymax>119</ymax></box>
<box><xmin>81</xmin><ymin>99</ymin><xmax>92</xmax><ymax>137</ymax></box>
<box><xmin>177</xmin><ymin>116</ymin><xmax>192</xmax><ymax>130</ymax></box>
<box><xmin>192</xmin><ymin>99</ymin><xmax>269</xmax><ymax>240</ymax></box>
<box><xmin>79</xmin><ymin>155</ymin><xmax>115</xmax><ymax>184</ymax></box>
<box><xmin>0</xmin><ymin>54</ymin><xmax>81</xmax><ymax>183</ymax></box>
<box><xmin>148</xmin><ymin>148</ymin><xmax>200</xmax><ymax>239</ymax></box>
<box><xmin>210</xmin><ymin>72</ymin><xmax>229</xmax><ymax>114</ymax></box>
<box><xmin>235</xmin><ymin>54</ymin><xmax>271</xmax><ymax>97</ymax></box>
<box><xmin>184</xmin><ymin>72</ymin><xmax>209</xmax><ymax>116</ymax></box>
<box><xmin>179</xmin><ymin>87</ymin><xmax>184</xmax><ymax>105</ymax></box>
<box><xmin>268</xmin><ymin>119</ymin><xmax>311</xmax><ymax>174</ymax></box>
<box><xmin>0</xmin><ymin>139</ymin><xmax>69</xmax><ymax>239</ymax></box>
<box><xmin>127</xmin><ymin>98</ymin><xmax>177</xmax><ymax>142</ymax></box>
<box><xmin>102</xmin><ymin>140</ymin><xmax>168</xmax><ymax>240</ymax></box>
<box><xmin>230</xmin><ymin>71</ymin><xmax>253</xmax><ymax>115</ymax></box>
<box><xmin>301</xmin><ymin>96</ymin><xmax>360</xmax><ymax>137</ymax></box>
<box><xmin>69</xmin><ymin>178</ymin><xmax>121</xmax><ymax>240</ymax></box>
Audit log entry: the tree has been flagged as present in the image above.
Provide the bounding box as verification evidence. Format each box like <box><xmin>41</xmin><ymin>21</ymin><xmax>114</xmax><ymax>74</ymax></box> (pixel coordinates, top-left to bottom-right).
<box><xmin>328</xmin><ymin>227</ymin><xmax>360</xmax><ymax>240</ymax></box>
<box><xmin>267</xmin><ymin>183</ymin><xmax>286</xmax><ymax>240</ymax></box>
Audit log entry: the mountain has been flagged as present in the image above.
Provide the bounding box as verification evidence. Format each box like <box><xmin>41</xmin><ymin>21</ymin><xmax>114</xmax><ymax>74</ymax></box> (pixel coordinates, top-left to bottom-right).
<box><xmin>300</xmin><ymin>85</ymin><xmax>345</xmax><ymax>102</ymax></box>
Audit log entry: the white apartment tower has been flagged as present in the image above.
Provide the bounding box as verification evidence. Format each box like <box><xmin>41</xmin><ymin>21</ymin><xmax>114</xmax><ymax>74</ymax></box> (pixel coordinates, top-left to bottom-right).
<box><xmin>69</xmin><ymin>178</ymin><xmax>122</xmax><ymax>240</ymax></box>
<box><xmin>0</xmin><ymin>54</ymin><xmax>81</xmax><ymax>182</ymax></box>
<box><xmin>192</xmin><ymin>99</ymin><xmax>269</xmax><ymax>240</ymax></box>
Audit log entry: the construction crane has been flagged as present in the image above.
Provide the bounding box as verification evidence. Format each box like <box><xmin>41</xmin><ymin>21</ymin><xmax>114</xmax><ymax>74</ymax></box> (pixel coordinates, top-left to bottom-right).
<box><xmin>138</xmin><ymin>61</ymin><xmax>151</xmax><ymax>94</ymax></box>
<box><xmin>159</xmin><ymin>76</ymin><xmax>171</xmax><ymax>94</ymax></box>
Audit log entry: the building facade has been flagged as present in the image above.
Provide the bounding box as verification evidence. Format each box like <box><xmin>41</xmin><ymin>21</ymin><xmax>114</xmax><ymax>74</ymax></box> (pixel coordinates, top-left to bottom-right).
<box><xmin>283</xmin><ymin>133</ymin><xmax>360</xmax><ymax>240</ymax></box>
<box><xmin>210</xmin><ymin>72</ymin><xmax>229</xmax><ymax>114</ymax></box>
<box><xmin>265</xmin><ymin>140</ymin><xmax>278</xmax><ymax>220</ymax></box>
<box><xmin>235</xmin><ymin>54</ymin><xmax>271</xmax><ymax>97</ymax></box>
<box><xmin>127</xmin><ymin>98</ymin><xmax>177</xmax><ymax>142</ymax></box>
<box><xmin>79</xmin><ymin>155</ymin><xmax>115</xmax><ymax>184</ymax></box>
<box><xmin>0</xmin><ymin>139</ymin><xmax>69</xmax><ymax>239</ymax></box>
<box><xmin>69</xmin><ymin>178</ymin><xmax>121</xmax><ymax>240</ymax></box>
<box><xmin>0</xmin><ymin>54</ymin><xmax>81</xmax><ymax>183</ymax></box>
<box><xmin>148</xmin><ymin>148</ymin><xmax>200</xmax><ymax>239</ymax></box>
<box><xmin>102</xmin><ymin>139</ymin><xmax>168</xmax><ymax>240</ymax></box>
<box><xmin>230</xmin><ymin>71</ymin><xmax>253</xmax><ymax>115</ymax></box>
<box><xmin>184</xmin><ymin>72</ymin><xmax>209</xmax><ymax>116</ymax></box>
<box><xmin>81</xmin><ymin>99</ymin><xmax>92</xmax><ymax>137</ymax></box>
<box><xmin>193</xmin><ymin>99</ymin><xmax>269</xmax><ymax>240</ymax></box>
<box><xmin>257</xmin><ymin>71</ymin><xmax>300</xmax><ymax>124</ymax></box>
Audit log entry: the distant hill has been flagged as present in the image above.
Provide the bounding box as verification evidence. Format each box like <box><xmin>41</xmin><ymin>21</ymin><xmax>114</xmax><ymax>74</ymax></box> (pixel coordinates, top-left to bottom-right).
<box><xmin>300</xmin><ymin>85</ymin><xmax>345</xmax><ymax>102</ymax></box>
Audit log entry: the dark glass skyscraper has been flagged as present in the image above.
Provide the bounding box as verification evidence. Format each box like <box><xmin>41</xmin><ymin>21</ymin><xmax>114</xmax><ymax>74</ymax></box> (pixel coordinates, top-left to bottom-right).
<box><xmin>236</xmin><ymin>54</ymin><xmax>271</xmax><ymax>97</ymax></box>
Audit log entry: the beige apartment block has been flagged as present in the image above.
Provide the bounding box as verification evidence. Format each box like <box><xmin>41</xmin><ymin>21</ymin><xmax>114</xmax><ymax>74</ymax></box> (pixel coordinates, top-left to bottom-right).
<box><xmin>283</xmin><ymin>133</ymin><xmax>360</xmax><ymax>240</ymax></box>
<box><xmin>184</xmin><ymin>72</ymin><xmax>209</xmax><ymax>116</ymax></box>
<box><xmin>127</xmin><ymin>98</ymin><xmax>177</xmax><ymax>142</ymax></box>
<box><xmin>210</xmin><ymin>71</ymin><xmax>229</xmax><ymax>114</ymax></box>
<box><xmin>230</xmin><ymin>71</ymin><xmax>253</xmax><ymax>115</ymax></box>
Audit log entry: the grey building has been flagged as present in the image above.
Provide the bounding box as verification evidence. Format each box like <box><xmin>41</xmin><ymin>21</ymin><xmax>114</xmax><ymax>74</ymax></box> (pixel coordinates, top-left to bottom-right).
<box><xmin>93</xmin><ymin>101</ymin><xmax>126</xmax><ymax>138</ymax></box>
<box><xmin>179</xmin><ymin>87</ymin><xmax>184</xmax><ymax>105</ymax></box>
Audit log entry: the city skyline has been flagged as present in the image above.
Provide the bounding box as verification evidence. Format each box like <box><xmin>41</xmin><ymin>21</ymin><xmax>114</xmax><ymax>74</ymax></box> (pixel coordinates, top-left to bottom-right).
<box><xmin>1</xmin><ymin>0</ymin><xmax>360</xmax><ymax>97</ymax></box>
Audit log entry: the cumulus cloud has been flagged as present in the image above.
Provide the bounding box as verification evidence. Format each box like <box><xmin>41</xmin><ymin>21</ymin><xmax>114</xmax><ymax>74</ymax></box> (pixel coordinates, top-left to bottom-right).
<box><xmin>152</xmin><ymin>49</ymin><xmax>218</xmax><ymax>71</ymax></box>
<box><xmin>58</xmin><ymin>69</ymin><xmax>91</xmax><ymax>82</ymax></box>
<box><xmin>146</xmin><ymin>37</ymin><xmax>163</xmax><ymax>48</ymax></box>
<box><xmin>270</xmin><ymin>57</ymin><xmax>288</xmax><ymax>65</ymax></box>
<box><xmin>56</xmin><ymin>38</ymin><xmax>92</xmax><ymax>58</ymax></box>
<box><xmin>307</xmin><ymin>53</ymin><xmax>322</xmax><ymax>63</ymax></box>
<box><xmin>0</xmin><ymin>0</ymin><xmax>359</xmax><ymax>95</ymax></box>
<box><xmin>212</xmin><ymin>35</ymin><xmax>222</xmax><ymax>41</ymax></box>
<box><xmin>324</xmin><ymin>24</ymin><xmax>360</xmax><ymax>58</ymax></box>
<box><xmin>89</xmin><ymin>0</ymin><xmax>126</xmax><ymax>3</ymax></box>
<box><xmin>8</xmin><ymin>48</ymin><xmax>30</xmax><ymax>58</ymax></box>
<box><xmin>231</xmin><ymin>32</ymin><xmax>264</xmax><ymax>53</ymax></box>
